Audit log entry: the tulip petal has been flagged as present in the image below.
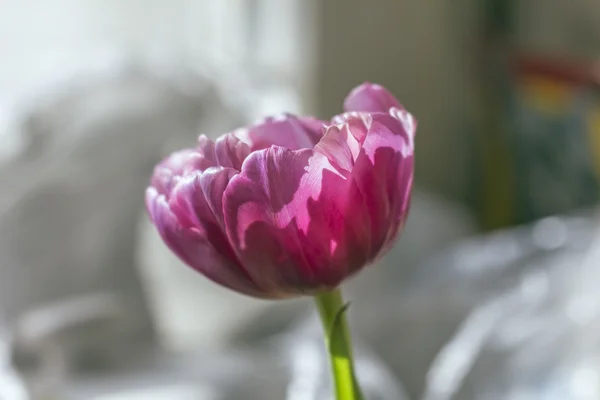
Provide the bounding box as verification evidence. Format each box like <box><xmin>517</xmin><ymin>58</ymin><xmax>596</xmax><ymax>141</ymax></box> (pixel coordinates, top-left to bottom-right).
<box><xmin>349</xmin><ymin>110</ymin><xmax>415</xmax><ymax>261</ymax></box>
<box><xmin>150</xmin><ymin>134</ymin><xmax>249</xmax><ymax>199</ymax></box>
<box><xmin>212</xmin><ymin>133</ymin><xmax>251</xmax><ymax>171</ymax></box>
<box><xmin>196</xmin><ymin>135</ymin><xmax>217</xmax><ymax>163</ymax></box>
<box><xmin>315</xmin><ymin>114</ymin><xmax>372</xmax><ymax>174</ymax></box>
<box><xmin>344</xmin><ymin>82</ymin><xmax>403</xmax><ymax>113</ymax></box>
<box><xmin>379</xmin><ymin>108</ymin><xmax>416</xmax><ymax>253</ymax></box>
<box><xmin>314</xmin><ymin>124</ymin><xmax>355</xmax><ymax>174</ymax></box>
<box><xmin>150</xmin><ymin>148</ymin><xmax>213</xmax><ymax>198</ymax></box>
<box><xmin>233</xmin><ymin>114</ymin><xmax>325</xmax><ymax>152</ymax></box>
<box><xmin>298</xmin><ymin>116</ymin><xmax>327</xmax><ymax>144</ymax></box>
<box><xmin>169</xmin><ymin>168</ymin><xmax>260</xmax><ymax>287</ymax></box>
<box><xmin>146</xmin><ymin>187</ymin><xmax>260</xmax><ymax>295</ymax></box>
<box><xmin>224</xmin><ymin>147</ymin><xmax>371</xmax><ymax>294</ymax></box>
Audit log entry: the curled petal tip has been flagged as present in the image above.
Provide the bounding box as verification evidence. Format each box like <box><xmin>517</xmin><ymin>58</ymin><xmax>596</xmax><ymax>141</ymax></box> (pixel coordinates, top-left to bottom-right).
<box><xmin>344</xmin><ymin>82</ymin><xmax>404</xmax><ymax>113</ymax></box>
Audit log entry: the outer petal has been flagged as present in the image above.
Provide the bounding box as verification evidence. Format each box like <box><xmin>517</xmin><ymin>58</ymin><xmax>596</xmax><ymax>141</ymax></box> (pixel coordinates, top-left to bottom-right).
<box><xmin>223</xmin><ymin>147</ymin><xmax>371</xmax><ymax>296</ymax></box>
<box><xmin>233</xmin><ymin>114</ymin><xmax>325</xmax><ymax>152</ymax></box>
<box><xmin>150</xmin><ymin>148</ymin><xmax>212</xmax><ymax>198</ymax></box>
<box><xmin>146</xmin><ymin>169</ymin><xmax>261</xmax><ymax>296</ymax></box>
<box><xmin>348</xmin><ymin>109</ymin><xmax>416</xmax><ymax>261</ymax></box>
<box><xmin>343</xmin><ymin>82</ymin><xmax>403</xmax><ymax>113</ymax></box>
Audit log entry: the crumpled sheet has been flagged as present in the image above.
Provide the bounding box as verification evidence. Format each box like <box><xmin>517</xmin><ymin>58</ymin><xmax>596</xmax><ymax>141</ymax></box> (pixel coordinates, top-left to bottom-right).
<box><xmin>417</xmin><ymin>211</ymin><xmax>600</xmax><ymax>400</ymax></box>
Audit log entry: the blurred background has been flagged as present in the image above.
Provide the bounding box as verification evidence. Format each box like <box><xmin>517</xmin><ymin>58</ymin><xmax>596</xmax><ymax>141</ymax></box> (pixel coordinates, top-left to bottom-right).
<box><xmin>1</xmin><ymin>0</ymin><xmax>600</xmax><ymax>399</ymax></box>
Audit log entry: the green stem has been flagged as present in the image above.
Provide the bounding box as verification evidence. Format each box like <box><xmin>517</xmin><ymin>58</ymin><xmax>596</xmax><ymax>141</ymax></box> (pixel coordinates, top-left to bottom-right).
<box><xmin>314</xmin><ymin>288</ymin><xmax>364</xmax><ymax>400</ymax></box>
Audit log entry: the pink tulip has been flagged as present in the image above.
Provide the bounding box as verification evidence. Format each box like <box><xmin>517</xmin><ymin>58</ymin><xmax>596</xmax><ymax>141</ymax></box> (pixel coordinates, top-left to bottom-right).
<box><xmin>146</xmin><ymin>83</ymin><xmax>416</xmax><ymax>298</ymax></box>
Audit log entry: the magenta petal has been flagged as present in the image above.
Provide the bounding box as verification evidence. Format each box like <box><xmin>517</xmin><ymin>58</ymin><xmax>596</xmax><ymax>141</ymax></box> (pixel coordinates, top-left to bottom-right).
<box><xmin>314</xmin><ymin>115</ymin><xmax>371</xmax><ymax>173</ymax></box>
<box><xmin>214</xmin><ymin>134</ymin><xmax>251</xmax><ymax>171</ymax></box>
<box><xmin>233</xmin><ymin>114</ymin><xmax>325</xmax><ymax>152</ymax></box>
<box><xmin>169</xmin><ymin>168</ymin><xmax>244</xmax><ymax>264</ymax></box>
<box><xmin>344</xmin><ymin>82</ymin><xmax>403</xmax><ymax>113</ymax></box>
<box><xmin>150</xmin><ymin>149</ymin><xmax>211</xmax><ymax>197</ymax></box>
<box><xmin>151</xmin><ymin>169</ymin><xmax>262</xmax><ymax>296</ymax></box>
<box><xmin>297</xmin><ymin>116</ymin><xmax>326</xmax><ymax>144</ymax></box>
<box><xmin>223</xmin><ymin>147</ymin><xmax>322</xmax><ymax>294</ymax></box>
<box><xmin>315</xmin><ymin>113</ymin><xmax>372</xmax><ymax>171</ymax></box>
<box><xmin>146</xmin><ymin>187</ymin><xmax>259</xmax><ymax>295</ymax></box>
<box><xmin>350</xmin><ymin>111</ymin><xmax>415</xmax><ymax>261</ymax></box>
<box><xmin>169</xmin><ymin>168</ymin><xmax>233</xmax><ymax>227</ymax></box>
<box><xmin>223</xmin><ymin>147</ymin><xmax>371</xmax><ymax>295</ymax></box>
<box><xmin>197</xmin><ymin>135</ymin><xmax>217</xmax><ymax>164</ymax></box>
<box><xmin>314</xmin><ymin>124</ymin><xmax>355</xmax><ymax>174</ymax></box>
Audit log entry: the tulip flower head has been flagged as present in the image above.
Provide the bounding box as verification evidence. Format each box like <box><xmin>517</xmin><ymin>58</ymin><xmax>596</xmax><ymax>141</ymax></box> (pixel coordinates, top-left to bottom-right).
<box><xmin>146</xmin><ymin>83</ymin><xmax>416</xmax><ymax>298</ymax></box>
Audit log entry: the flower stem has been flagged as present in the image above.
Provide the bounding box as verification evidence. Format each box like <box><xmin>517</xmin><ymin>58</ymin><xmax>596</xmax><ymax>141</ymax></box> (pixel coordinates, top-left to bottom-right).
<box><xmin>314</xmin><ymin>288</ymin><xmax>364</xmax><ymax>400</ymax></box>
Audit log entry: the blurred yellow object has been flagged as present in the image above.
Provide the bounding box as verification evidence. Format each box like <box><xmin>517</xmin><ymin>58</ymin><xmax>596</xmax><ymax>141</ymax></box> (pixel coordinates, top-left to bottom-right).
<box><xmin>521</xmin><ymin>76</ymin><xmax>573</xmax><ymax>115</ymax></box>
<box><xmin>589</xmin><ymin>107</ymin><xmax>600</xmax><ymax>178</ymax></box>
